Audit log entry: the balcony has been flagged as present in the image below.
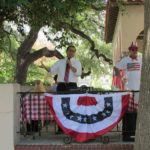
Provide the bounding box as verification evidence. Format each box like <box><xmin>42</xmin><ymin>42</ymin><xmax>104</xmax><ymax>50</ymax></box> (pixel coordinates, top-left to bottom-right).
<box><xmin>0</xmin><ymin>84</ymin><xmax>138</xmax><ymax>150</ymax></box>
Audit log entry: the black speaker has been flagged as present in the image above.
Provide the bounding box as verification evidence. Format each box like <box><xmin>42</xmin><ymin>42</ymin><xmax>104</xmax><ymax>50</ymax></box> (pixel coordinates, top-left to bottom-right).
<box><xmin>122</xmin><ymin>112</ymin><xmax>137</xmax><ymax>141</ymax></box>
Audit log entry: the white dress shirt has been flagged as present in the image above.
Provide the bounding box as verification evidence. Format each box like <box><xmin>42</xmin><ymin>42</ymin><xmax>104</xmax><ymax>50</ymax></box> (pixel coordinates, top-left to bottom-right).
<box><xmin>49</xmin><ymin>58</ymin><xmax>82</xmax><ymax>83</ymax></box>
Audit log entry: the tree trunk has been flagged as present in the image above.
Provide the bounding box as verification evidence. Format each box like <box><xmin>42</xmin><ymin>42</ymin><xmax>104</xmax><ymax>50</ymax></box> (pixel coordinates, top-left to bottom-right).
<box><xmin>134</xmin><ymin>0</ymin><xmax>150</xmax><ymax>149</ymax></box>
<box><xmin>15</xmin><ymin>25</ymin><xmax>64</xmax><ymax>85</ymax></box>
<box><xmin>15</xmin><ymin>26</ymin><xmax>41</xmax><ymax>84</ymax></box>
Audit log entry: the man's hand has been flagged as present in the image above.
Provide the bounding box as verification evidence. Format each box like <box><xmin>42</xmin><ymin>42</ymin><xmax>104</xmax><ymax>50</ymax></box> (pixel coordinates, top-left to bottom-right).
<box><xmin>67</xmin><ymin>59</ymin><xmax>72</xmax><ymax>67</ymax></box>
<box><xmin>114</xmin><ymin>67</ymin><xmax>121</xmax><ymax>78</ymax></box>
<box><xmin>67</xmin><ymin>59</ymin><xmax>77</xmax><ymax>73</ymax></box>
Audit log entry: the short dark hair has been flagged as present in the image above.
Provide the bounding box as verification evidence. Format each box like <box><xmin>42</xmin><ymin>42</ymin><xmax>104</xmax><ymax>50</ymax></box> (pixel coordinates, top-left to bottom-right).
<box><xmin>66</xmin><ymin>45</ymin><xmax>76</xmax><ymax>52</ymax></box>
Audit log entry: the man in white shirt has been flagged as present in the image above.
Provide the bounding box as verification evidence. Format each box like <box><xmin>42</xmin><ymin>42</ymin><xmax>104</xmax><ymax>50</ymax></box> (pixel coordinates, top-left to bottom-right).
<box><xmin>49</xmin><ymin>45</ymin><xmax>82</xmax><ymax>92</ymax></box>
<box><xmin>115</xmin><ymin>42</ymin><xmax>142</xmax><ymax>141</ymax></box>
<box><xmin>114</xmin><ymin>42</ymin><xmax>142</xmax><ymax>91</ymax></box>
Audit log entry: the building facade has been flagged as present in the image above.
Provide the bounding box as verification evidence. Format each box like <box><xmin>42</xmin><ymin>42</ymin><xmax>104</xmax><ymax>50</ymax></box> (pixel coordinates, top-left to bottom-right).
<box><xmin>105</xmin><ymin>0</ymin><xmax>144</xmax><ymax>64</ymax></box>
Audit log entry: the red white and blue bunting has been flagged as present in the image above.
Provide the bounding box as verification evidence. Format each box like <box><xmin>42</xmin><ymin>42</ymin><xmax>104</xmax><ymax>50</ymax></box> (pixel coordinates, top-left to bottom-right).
<box><xmin>45</xmin><ymin>93</ymin><xmax>130</xmax><ymax>142</ymax></box>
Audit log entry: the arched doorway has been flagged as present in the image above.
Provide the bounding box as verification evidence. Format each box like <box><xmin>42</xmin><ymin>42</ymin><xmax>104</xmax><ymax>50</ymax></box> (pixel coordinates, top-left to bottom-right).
<box><xmin>136</xmin><ymin>30</ymin><xmax>144</xmax><ymax>53</ymax></box>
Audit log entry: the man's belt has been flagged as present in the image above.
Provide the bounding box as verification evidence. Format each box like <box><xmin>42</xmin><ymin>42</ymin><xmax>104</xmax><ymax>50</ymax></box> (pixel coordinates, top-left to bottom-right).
<box><xmin>58</xmin><ymin>82</ymin><xmax>76</xmax><ymax>85</ymax></box>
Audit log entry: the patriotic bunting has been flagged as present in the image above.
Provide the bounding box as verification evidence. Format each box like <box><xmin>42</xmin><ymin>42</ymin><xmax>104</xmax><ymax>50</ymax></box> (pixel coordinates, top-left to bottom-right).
<box><xmin>45</xmin><ymin>93</ymin><xmax>130</xmax><ymax>142</ymax></box>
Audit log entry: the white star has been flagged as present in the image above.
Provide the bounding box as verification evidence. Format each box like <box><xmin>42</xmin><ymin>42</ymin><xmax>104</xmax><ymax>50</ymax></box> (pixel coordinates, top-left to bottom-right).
<box><xmin>63</xmin><ymin>103</ymin><xmax>67</xmax><ymax>108</ymax></box>
<box><xmin>102</xmin><ymin>113</ymin><xmax>106</xmax><ymax>117</ymax></box>
<box><xmin>66</xmin><ymin>112</ymin><xmax>69</xmax><ymax>115</ymax></box>
<box><xmin>77</xmin><ymin>116</ymin><xmax>82</xmax><ymax>121</ymax></box>
<box><xmin>70</xmin><ymin>115</ymin><xmax>74</xmax><ymax>119</ymax></box>
<box><xmin>83</xmin><ymin>117</ymin><xmax>87</xmax><ymax>122</ymax></box>
<box><xmin>92</xmin><ymin>116</ymin><xmax>97</xmax><ymax>121</ymax></box>
<box><xmin>106</xmin><ymin>110</ymin><xmax>110</xmax><ymax>114</ymax></box>
<box><xmin>106</xmin><ymin>103</ymin><xmax>111</xmax><ymax>107</ymax></box>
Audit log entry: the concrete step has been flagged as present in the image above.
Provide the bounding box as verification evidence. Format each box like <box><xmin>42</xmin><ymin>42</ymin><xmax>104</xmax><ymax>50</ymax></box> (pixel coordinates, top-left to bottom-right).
<box><xmin>15</xmin><ymin>144</ymin><xmax>134</xmax><ymax>150</ymax></box>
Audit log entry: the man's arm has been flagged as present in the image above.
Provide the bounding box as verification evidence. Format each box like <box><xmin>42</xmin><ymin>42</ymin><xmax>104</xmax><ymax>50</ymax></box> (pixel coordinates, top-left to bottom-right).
<box><xmin>114</xmin><ymin>66</ymin><xmax>121</xmax><ymax>78</ymax></box>
<box><xmin>67</xmin><ymin>59</ymin><xmax>82</xmax><ymax>76</ymax></box>
<box><xmin>70</xmin><ymin>65</ymin><xmax>77</xmax><ymax>73</ymax></box>
<box><xmin>49</xmin><ymin>61</ymin><xmax>59</xmax><ymax>75</ymax></box>
<box><xmin>74</xmin><ymin>61</ymin><xmax>82</xmax><ymax>76</ymax></box>
<box><xmin>67</xmin><ymin>59</ymin><xmax>77</xmax><ymax>73</ymax></box>
<box><xmin>114</xmin><ymin>57</ymin><xmax>127</xmax><ymax>78</ymax></box>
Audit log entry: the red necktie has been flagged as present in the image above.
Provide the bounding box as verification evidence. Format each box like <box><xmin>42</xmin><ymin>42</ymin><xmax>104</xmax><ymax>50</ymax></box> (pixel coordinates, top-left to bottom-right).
<box><xmin>64</xmin><ymin>60</ymin><xmax>70</xmax><ymax>82</ymax></box>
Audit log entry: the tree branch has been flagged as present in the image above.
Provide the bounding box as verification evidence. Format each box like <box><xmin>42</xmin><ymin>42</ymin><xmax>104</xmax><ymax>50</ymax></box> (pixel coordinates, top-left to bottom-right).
<box><xmin>91</xmin><ymin>4</ymin><xmax>106</xmax><ymax>11</ymax></box>
<box><xmin>17</xmin><ymin>26</ymin><xmax>41</xmax><ymax>57</ymax></box>
<box><xmin>38</xmin><ymin>62</ymin><xmax>49</xmax><ymax>72</ymax></box>
<box><xmin>25</xmin><ymin>47</ymin><xmax>64</xmax><ymax>65</ymax></box>
<box><xmin>61</xmin><ymin>22</ymin><xmax>112</xmax><ymax>65</ymax></box>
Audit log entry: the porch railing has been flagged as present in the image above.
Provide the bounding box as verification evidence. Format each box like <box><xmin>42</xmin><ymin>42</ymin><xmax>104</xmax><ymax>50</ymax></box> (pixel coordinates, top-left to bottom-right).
<box><xmin>17</xmin><ymin>89</ymin><xmax>139</xmax><ymax>144</ymax></box>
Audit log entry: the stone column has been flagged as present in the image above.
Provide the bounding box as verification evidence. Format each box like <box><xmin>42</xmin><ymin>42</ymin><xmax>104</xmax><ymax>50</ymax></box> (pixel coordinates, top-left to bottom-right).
<box><xmin>0</xmin><ymin>84</ymin><xmax>20</xmax><ymax>150</ymax></box>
